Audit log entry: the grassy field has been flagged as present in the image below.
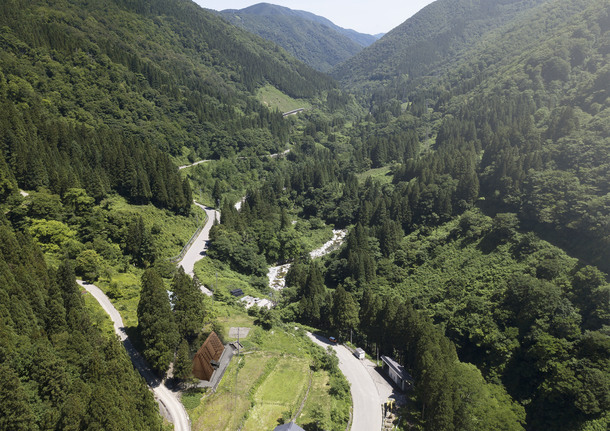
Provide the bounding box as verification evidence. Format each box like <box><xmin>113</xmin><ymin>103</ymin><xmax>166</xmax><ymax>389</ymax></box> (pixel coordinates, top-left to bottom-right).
<box><xmin>297</xmin><ymin>371</ymin><xmax>331</xmax><ymax>428</ymax></box>
<box><xmin>185</xmin><ymin>309</ymin><xmax>350</xmax><ymax>431</ymax></box>
<box><xmin>243</xmin><ymin>357</ymin><xmax>310</xmax><ymax>431</ymax></box>
<box><xmin>356</xmin><ymin>166</ymin><xmax>394</xmax><ymax>184</ymax></box>
<box><xmin>188</xmin><ymin>352</ymin><xmax>311</xmax><ymax>431</ymax></box>
<box><xmin>189</xmin><ymin>353</ymin><xmax>275</xmax><ymax>431</ymax></box>
<box><xmin>94</xmin><ymin>270</ymin><xmax>143</xmax><ymax>327</ymax></box>
<box><xmin>256</xmin><ymin>84</ymin><xmax>311</xmax><ymax>113</ymax></box>
<box><xmin>193</xmin><ymin>258</ymin><xmax>264</xmax><ymax>303</ymax></box>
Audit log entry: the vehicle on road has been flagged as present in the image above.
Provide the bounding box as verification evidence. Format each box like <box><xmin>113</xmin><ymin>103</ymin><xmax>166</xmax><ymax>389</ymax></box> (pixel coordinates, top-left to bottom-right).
<box><xmin>329</xmin><ymin>336</ymin><xmax>338</xmax><ymax>343</ymax></box>
<box><xmin>354</xmin><ymin>348</ymin><xmax>365</xmax><ymax>360</ymax></box>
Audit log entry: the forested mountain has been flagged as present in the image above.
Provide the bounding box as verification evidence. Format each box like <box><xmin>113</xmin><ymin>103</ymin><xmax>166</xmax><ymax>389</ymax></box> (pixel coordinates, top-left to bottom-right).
<box><xmin>223</xmin><ymin>3</ymin><xmax>378</xmax><ymax>47</ymax></box>
<box><xmin>0</xmin><ymin>0</ymin><xmax>334</xmax><ymax>210</ymax></box>
<box><xmin>332</xmin><ymin>0</ymin><xmax>551</xmax><ymax>91</ymax></box>
<box><xmin>219</xmin><ymin>3</ymin><xmax>378</xmax><ymax>72</ymax></box>
<box><xmin>202</xmin><ymin>0</ymin><xmax>610</xmax><ymax>429</ymax></box>
<box><xmin>0</xmin><ymin>0</ymin><xmax>334</xmax><ymax>427</ymax></box>
<box><xmin>0</xmin><ymin>212</ymin><xmax>163</xmax><ymax>429</ymax></box>
<box><xmin>1</xmin><ymin>0</ymin><xmax>609</xmax><ymax>429</ymax></box>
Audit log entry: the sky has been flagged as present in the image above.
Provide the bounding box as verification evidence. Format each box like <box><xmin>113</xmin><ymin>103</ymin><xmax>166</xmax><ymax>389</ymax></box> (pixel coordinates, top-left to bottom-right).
<box><xmin>193</xmin><ymin>0</ymin><xmax>437</xmax><ymax>35</ymax></box>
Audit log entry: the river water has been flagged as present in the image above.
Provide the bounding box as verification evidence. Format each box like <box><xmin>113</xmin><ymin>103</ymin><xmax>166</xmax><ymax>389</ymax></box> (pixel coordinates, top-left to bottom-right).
<box><xmin>267</xmin><ymin>229</ymin><xmax>347</xmax><ymax>290</ymax></box>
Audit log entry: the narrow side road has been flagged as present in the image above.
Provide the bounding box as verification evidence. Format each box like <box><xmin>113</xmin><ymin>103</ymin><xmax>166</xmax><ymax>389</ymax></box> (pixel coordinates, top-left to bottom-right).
<box><xmin>177</xmin><ymin>202</ymin><xmax>217</xmax><ymax>295</ymax></box>
<box><xmin>307</xmin><ymin>332</ymin><xmax>382</xmax><ymax>431</ymax></box>
<box><xmin>178</xmin><ymin>159</ymin><xmax>211</xmax><ymax>170</ymax></box>
<box><xmin>77</xmin><ymin>280</ymin><xmax>191</xmax><ymax>431</ymax></box>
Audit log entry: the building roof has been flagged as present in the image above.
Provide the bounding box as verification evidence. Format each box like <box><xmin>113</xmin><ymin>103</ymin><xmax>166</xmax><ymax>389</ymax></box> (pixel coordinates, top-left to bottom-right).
<box><xmin>230</xmin><ymin>288</ymin><xmax>244</xmax><ymax>297</ymax></box>
<box><xmin>381</xmin><ymin>355</ymin><xmax>414</xmax><ymax>382</ymax></box>
<box><xmin>273</xmin><ymin>422</ymin><xmax>305</xmax><ymax>431</ymax></box>
<box><xmin>192</xmin><ymin>331</ymin><xmax>225</xmax><ymax>381</ymax></box>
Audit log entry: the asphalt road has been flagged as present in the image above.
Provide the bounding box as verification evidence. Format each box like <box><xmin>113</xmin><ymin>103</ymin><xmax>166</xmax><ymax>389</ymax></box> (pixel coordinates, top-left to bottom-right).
<box><xmin>177</xmin><ymin>202</ymin><xmax>217</xmax><ymax>295</ymax></box>
<box><xmin>307</xmin><ymin>333</ymin><xmax>382</xmax><ymax>431</ymax></box>
<box><xmin>178</xmin><ymin>159</ymin><xmax>211</xmax><ymax>170</ymax></box>
<box><xmin>77</xmin><ymin>280</ymin><xmax>191</xmax><ymax>431</ymax></box>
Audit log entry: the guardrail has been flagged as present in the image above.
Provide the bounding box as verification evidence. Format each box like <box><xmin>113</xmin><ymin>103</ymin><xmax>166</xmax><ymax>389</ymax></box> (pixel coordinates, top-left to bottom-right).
<box><xmin>169</xmin><ymin>206</ymin><xmax>208</xmax><ymax>263</ymax></box>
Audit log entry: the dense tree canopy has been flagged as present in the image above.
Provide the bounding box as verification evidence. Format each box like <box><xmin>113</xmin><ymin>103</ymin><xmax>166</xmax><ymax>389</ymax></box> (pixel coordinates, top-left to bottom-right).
<box><xmin>0</xmin><ymin>215</ymin><xmax>162</xmax><ymax>429</ymax></box>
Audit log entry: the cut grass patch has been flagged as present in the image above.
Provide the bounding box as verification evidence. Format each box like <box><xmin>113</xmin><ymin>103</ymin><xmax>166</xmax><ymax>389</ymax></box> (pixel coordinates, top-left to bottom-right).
<box><xmin>257</xmin><ymin>84</ymin><xmax>311</xmax><ymax>113</ymax></box>
<box><xmin>254</xmin><ymin>358</ymin><xmax>309</xmax><ymax>405</ymax></box>
<box><xmin>297</xmin><ymin>371</ymin><xmax>331</xmax><ymax>427</ymax></box>
<box><xmin>356</xmin><ymin>166</ymin><xmax>393</xmax><ymax>184</ymax></box>
<box><xmin>189</xmin><ymin>353</ymin><xmax>274</xmax><ymax>431</ymax></box>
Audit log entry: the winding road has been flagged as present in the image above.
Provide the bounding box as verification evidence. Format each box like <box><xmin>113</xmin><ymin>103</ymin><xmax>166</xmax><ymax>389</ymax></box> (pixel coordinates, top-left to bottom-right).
<box><xmin>307</xmin><ymin>332</ymin><xmax>387</xmax><ymax>431</ymax></box>
<box><xmin>77</xmin><ymin>280</ymin><xmax>191</xmax><ymax>431</ymax></box>
<box><xmin>177</xmin><ymin>202</ymin><xmax>218</xmax><ymax>296</ymax></box>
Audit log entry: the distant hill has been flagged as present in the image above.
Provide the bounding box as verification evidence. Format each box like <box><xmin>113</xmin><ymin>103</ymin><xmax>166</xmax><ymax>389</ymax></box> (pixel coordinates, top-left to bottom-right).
<box><xmin>332</xmin><ymin>0</ymin><xmax>551</xmax><ymax>90</ymax></box>
<box><xmin>220</xmin><ymin>3</ymin><xmax>379</xmax><ymax>72</ymax></box>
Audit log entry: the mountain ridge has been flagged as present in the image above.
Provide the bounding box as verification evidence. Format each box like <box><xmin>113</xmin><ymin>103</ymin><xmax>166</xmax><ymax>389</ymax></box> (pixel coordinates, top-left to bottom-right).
<box><xmin>332</xmin><ymin>0</ymin><xmax>551</xmax><ymax>90</ymax></box>
<box><xmin>219</xmin><ymin>2</ymin><xmax>379</xmax><ymax>72</ymax></box>
<box><xmin>224</xmin><ymin>3</ymin><xmax>379</xmax><ymax>46</ymax></box>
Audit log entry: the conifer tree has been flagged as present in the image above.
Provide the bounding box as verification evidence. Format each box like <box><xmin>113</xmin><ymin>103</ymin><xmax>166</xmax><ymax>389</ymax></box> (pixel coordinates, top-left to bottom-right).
<box><xmin>173</xmin><ymin>339</ymin><xmax>192</xmax><ymax>381</ymax></box>
<box><xmin>299</xmin><ymin>261</ymin><xmax>326</xmax><ymax>325</ymax></box>
<box><xmin>171</xmin><ymin>267</ymin><xmax>206</xmax><ymax>341</ymax></box>
<box><xmin>331</xmin><ymin>285</ymin><xmax>359</xmax><ymax>339</ymax></box>
<box><xmin>137</xmin><ymin>269</ymin><xmax>179</xmax><ymax>376</ymax></box>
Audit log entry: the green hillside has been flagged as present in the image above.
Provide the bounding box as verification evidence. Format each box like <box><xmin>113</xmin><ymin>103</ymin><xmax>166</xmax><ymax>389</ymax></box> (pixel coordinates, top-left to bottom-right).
<box><xmin>1</xmin><ymin>0</ymin><xmax>609</xmax><ymax>429</ymax></box>
<box><xmin>0</xmin><ymin>0</ymin><xmax>334</xmax><ymax>209</ymax></box>
<box><xmin>220</xmin><ymin>3</ymin><xmax>376</xmax><ymax>72</ymax></box>
<box><xmin>332</xmin><ymin>0</ymin><xmax>550</xmax><ymax>91</ymax></box>
<box><xmin>0</xmin><ymin>214</ymin><xmax>163</xmax><ymax>429</ymax></box>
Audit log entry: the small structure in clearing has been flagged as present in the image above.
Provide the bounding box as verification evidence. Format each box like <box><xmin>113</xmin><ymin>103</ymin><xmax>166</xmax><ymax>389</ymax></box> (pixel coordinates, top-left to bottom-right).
<box><xmin>192</xmin><ymin>331</ymin><xmax>225</xmax><ymax>381</ymax></box>
<box><xmin>381</xmin><ymin>355</ymin><xmax>414</xmax><ymax>391</ymax></box>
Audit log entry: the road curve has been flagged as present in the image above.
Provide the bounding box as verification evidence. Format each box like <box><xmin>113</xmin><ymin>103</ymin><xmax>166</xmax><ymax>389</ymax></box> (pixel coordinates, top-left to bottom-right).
<box><xmin>177</xmin><ymin>202</ymin><xmax>218</xmax><ymax>295</ymax></box>
<box><xmin>307</xmin><ymin>332</ymin><xmax>382</xmax><ymax>431</ymax></box>
<box><xmin>77</xmin><ymin>280</ymin><xmax>191</xmax><ymax>431</ymax></box>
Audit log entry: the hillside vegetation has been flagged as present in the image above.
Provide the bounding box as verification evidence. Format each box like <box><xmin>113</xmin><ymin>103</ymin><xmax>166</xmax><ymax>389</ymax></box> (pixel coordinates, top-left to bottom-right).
<box><xmin>220</xmin><ymin>3</ymin><xmax>377</xmax><ymax>72</ymax></box>
<box><xmin>332</xmin><ymin>0</ymin><xmax>550</xmax><ymax>91</ymax></box>
<box><xmin>1</xmin><ymin>0</ymin><xmax>609</xmax><ymax>430</ymax></box>
<box><xmin>201</xmin><ymin>1</ymin><xmax>610</xmax><ymax>429</ymax></box>
<box><xmin>0</xmin><ymin>214</ymin><xmax>163</xmax><ymax>429</ymax></box>
<box><xmin>0</xmin><ymin>0</ymin><xmax>334</xmax><ymax>210</ymax></box>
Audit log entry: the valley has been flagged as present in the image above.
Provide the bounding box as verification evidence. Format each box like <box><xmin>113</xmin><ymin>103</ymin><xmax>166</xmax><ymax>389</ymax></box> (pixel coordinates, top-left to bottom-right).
<box><xmin>0</xmin><ymin>0</ymin><xmax>609</xmax><ymax>431</ymax></box>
